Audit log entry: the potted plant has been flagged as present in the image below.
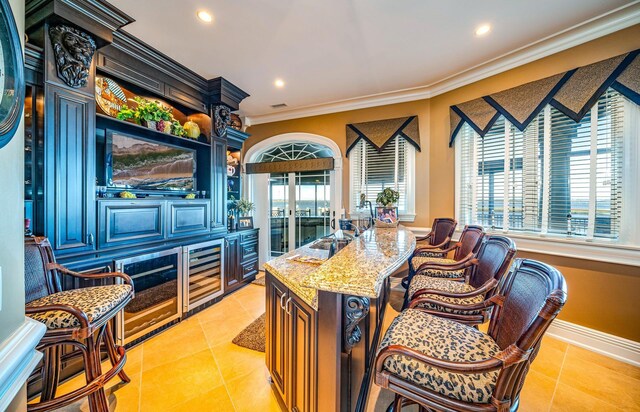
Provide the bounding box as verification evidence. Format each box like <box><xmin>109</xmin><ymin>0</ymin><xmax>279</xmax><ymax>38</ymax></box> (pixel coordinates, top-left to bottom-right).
<box><xmin>235</xmin><ymin>198</ymin><xmax>255</xmax><ymax>217</ymax></box>
<box><xmin>376</xmin><ymin>187</ymin><xmax>400</xmax><ymax>207</ymax></box>
<box><xmin>116</xmin><ymin>97</ymin><xmax>174</xmax><ymax>133</ymax></box>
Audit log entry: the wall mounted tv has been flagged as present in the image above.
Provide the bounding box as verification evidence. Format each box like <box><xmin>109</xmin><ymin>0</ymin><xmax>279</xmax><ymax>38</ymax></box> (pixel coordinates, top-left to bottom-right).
<box><xmin>106</xmin><ymin>130</ymin><xmax>196</xmax><ymax>192</ymax></box>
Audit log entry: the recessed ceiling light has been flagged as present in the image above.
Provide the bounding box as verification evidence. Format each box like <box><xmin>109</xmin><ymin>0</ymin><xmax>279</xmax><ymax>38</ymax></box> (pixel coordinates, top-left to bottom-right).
<box><xmin>197</xmin><ymin>10</ymin><xmax>213</xmax><ymax>23</ymax></box>
<box><xmin>475</xmin><ymin>24</ymin><xmax>491</xmax><ymax>37</ymax></box>
<box><xmin>274</xmin><ymin>78</ymin><xmax>285</xmax><ymax>88</ymax></box>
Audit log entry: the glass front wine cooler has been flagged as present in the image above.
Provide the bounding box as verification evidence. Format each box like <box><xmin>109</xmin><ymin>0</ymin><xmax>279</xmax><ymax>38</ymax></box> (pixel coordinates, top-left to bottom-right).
<box><xmin>183</xmin><ymin>239</ymin><xmax>225</xmax><ymax>312</ymax></box>
<box><xmin>115</xmin><ymin>247</ymin><xmax>182</xmax><ymax>345</ymax></box>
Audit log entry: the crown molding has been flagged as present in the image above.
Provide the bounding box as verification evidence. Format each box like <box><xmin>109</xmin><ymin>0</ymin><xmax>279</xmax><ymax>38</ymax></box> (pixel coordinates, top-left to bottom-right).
<box><xmin>247</xmin><ymin>1</ymin><xmax>640</xmax><ymax>125</ymax></box>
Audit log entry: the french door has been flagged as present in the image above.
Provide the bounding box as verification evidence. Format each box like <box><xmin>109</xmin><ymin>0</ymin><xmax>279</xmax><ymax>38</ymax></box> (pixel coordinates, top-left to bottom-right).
<box><xmin>269</xmin><ymin>170</ymin><xmax>334</xmax><ymax>257</ymax></box>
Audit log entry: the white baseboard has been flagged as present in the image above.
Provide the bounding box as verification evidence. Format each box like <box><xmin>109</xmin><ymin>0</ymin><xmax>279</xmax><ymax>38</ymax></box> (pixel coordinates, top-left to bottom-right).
<box><xmin>0</xmin><ymin>318</ymin><xmax>46</xmax><ymax>411</ymax></box>
<box><xmin>547</xmin><ymin>319</ymin><xmax>640</xmax><ymax>367</ymax></box>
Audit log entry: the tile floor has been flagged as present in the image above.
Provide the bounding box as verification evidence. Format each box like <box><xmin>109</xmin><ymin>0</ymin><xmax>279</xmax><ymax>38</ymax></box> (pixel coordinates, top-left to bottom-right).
<box><xmin>51</xmin><ymin>276</ymin><xmax>639</xmax><ymax>412</ymax></box>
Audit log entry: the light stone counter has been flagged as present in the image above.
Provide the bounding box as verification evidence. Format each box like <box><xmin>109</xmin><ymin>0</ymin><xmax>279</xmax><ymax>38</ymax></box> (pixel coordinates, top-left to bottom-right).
<box><xmin>264</xmin><ymin>225</ymin><xmax>416</xmax><ymax>309</ymax></box>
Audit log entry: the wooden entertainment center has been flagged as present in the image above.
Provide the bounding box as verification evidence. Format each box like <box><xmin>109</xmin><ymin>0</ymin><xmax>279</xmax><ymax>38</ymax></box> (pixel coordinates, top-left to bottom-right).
<box><xmin>23</xmin><ymin>0</ymin><xmax>258</xmax><ymax>393</ymax></box>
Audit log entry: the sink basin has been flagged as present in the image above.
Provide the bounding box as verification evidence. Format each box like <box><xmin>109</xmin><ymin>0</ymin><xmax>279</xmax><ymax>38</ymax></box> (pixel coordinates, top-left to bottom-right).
<box><xmin>309</xmin><ymin>239</ymin><xmax>334</xmax><ymax>250</ymax></box>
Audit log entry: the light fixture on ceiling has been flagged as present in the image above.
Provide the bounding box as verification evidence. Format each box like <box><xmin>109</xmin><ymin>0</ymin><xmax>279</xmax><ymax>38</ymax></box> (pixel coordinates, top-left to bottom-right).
<box><xmin>475</xmin><ymin>24</ymin><xmax>491</xmax><ymax>37</ymax></box>
<box><xmin>274</xmin><ymin>78</ymin><xmax>285</xmax><ymax>88</ymax></box>
<box><xmin>197</xmin><ymin>10</ymin><xmax>213</xmax><ymax>23</ymax></box>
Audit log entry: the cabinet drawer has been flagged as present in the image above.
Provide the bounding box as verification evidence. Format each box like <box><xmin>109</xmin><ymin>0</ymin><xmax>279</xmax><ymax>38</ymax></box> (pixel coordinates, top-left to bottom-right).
<box><xmin>99</xmin><ymin>201</ymin><xmax>165</xmax><ymax>248</ymax></box>
<box><xmin>168</xmin><ymin>201</ymin><xmax>210</xmax><ymax>237</ymax></box>
<box><xmin>240</xmin><ymin>241</ymin><xmax>258</xmax><ymax>262</ymax></box>
<box><xmin>241</xmin><ymin>230</ymin><xmax>258</xmax><ymax>243</ymax></box>
<box><xmin>242</xmin><ymin>259</ymin><xmax>259</xmax><ymax>280</ymax></box>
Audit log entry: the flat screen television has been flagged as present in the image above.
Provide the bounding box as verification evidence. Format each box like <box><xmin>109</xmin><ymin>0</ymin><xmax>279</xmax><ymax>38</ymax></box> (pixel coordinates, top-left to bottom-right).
<box><xmin>106</xmin><ymin>131</ymin><xmax>196</xmax><ymax>192</ymax></box>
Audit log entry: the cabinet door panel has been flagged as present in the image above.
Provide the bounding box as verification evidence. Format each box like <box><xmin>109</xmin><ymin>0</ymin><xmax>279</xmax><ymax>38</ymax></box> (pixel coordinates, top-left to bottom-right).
<box><xmin>99</xmin><ymin>201</ymin><xmax>165</xmax><ymax>248</ymax></box>
<box><xmin>168</xmin><ymin>200</ymin><xmax>210</xmax><ymax>237</ymax></box>
<box><xmin>266</xmin><ymin>274</ymin><xmax>288</xmax><ymax>402</ymax></box>
<box><xmin>225</xmin><ymin>236</ymin><xmax>240</xmax><ymax>291</ymax></box>
<box><xmin>45</xmin><ymin>85</ymin><xmax>95</xmax><ymax>252</ymax></box>
<box><xmin>211</xmin><ymin>137</ymin><xmax>227</xmax><ymax>231</ymax></box>
<box><xmin>289</xmin><ymin>295</ymin><xmax>317</xmax><ymax>412</ymax></box>
<box><xmin>241</xmin><ymin>259</ymin><xmax>259</xmax><ymax>280</ymax></box>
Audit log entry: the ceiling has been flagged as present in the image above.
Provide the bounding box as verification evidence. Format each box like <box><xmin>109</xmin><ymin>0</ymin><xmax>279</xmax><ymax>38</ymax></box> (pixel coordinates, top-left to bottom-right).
<box><xmin>108</xmin><ymin>0</ymin><xmax>636</xmax><ymax>119</ymax></box>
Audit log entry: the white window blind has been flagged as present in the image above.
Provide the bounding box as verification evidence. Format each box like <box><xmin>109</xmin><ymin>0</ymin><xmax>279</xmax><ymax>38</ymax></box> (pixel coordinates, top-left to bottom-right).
<box><xmin>457</xmin><ymin>88</ymin><xmax>626</xmax><ymax>241</ymax></box>
<box><xmin>350</xmin><ymin>136</ymin><xmax>413</xmax><ymax>215</ymax></box>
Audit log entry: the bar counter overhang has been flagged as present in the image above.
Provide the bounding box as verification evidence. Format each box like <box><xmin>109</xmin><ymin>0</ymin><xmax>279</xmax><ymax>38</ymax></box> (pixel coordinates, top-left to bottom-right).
<box><xmin>264</xmin><ymin>226</ymin><xmax>416</xmax><ymax>412</ymax></box>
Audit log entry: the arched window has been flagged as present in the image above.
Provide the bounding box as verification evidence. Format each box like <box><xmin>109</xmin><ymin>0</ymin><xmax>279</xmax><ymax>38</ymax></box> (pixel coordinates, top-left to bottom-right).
<box><xmin>257</xmin><ymin>143</ymin><xmax>334</xmax><ymax>163</ymax></box>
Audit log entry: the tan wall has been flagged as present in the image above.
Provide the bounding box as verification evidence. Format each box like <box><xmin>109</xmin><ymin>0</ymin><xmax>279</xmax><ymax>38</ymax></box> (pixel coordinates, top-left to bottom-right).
<box><xmin>246</xmin><ymin>25</ymin><xmax>640</xmax><ymax>341</ymax></box>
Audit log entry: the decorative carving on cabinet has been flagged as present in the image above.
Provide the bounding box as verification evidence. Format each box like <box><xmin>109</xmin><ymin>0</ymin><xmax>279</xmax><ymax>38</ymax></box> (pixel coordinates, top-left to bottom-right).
<box><xmin>343</xmin><ymin>295</ymin><xmax>370</xmax><ymax>353</ymax></box>
<box><xmin>213</xmin><ymin>105</ymin><xmax>231</xmax><ymax>137</ymax></box>
<box><xmin>49</xmin><ymin>25</ymin><xmax>96</xmax><ymax>88</ymax></box>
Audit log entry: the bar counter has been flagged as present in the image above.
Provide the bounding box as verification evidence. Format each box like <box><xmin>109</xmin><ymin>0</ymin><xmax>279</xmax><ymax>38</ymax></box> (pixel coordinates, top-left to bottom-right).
<box><xmin>264</xmin><ymin>226</ymin><xmax>416</xmax><ymax>412</ymax></box>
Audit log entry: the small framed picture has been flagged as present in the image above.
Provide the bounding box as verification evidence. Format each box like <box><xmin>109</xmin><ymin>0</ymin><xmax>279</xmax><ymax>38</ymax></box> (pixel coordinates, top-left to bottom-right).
<box><xmin>238</xmin><ymin>216</ymin><xmax>254</xmax><ymax>230</ymax></box>
<box><xmin>375</xmin><ymin>207</ymin><xmax>398</xmax><ymax>223</ymax></box>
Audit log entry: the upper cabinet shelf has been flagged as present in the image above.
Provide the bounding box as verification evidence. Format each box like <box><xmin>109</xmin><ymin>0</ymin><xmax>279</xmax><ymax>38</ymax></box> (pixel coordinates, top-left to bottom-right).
<box><xmin>97</xmin><ymin>114</ymin><xmax>211</xmax><ymax>148</ymax></box>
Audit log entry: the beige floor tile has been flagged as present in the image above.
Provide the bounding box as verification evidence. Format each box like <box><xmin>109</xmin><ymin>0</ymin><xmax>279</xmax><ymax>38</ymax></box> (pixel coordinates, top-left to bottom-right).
<box><xmin>237</xmin><ymin>295</ymin><xmax>267</xmax><ymax>318</ymax></box>
<box><xmin>211</xmin><ymin>341</ymin><xmax>267</xmax><ymax>382</ymax></box>
<box><xmin>167</xmin><ymin>384</ymin><xmax>235</xmax><ymax>412</ymax></box>
<box><xmin>199</xmin><ymin>310</ymin><xmax>257</xmax><ymax>348</ymax></box>
<box><xmin>557</xmin><ymin>345</ymin><xmax>640</xmax><ymax>410</ymax></box>
<box><xmin>518</xmin><ymin>369</ymin><xmax>556</xmax><ymax>412</ymax></box>
<box><xmin>551</xmin><ymin>382</ymin><xmax>626</xmax><ymax>412</ymax></box>
<box><xmin>141</xmin><ymin>318</ymin><xmax>209</xmax><ymax>371</ymax></box>
<box><xmin>224</xmin><ymin>366</ymin><xmax>283</xmax><ymax>412</ymax></box>
<box><xmin>530</xmin><ymin>336</ymin><xmax>568</xmax><ymax>380</ymax></box>
<box><xmin>565</xmin><ymin>344</ymin><xmax>640</xmax><ymax>380</ymax></box>
<box><xmin>139</xmin><ymin>349</ymin><xmax>224</xmax><ymax>412</ymax></box>
<box><xmin>194</xmin><ymin>295</ymin><xmax>247</xmax><ymax>324</ymax></box>
<box><xmin>110</xmin><ymin>381</ymin><xmax>141</xmax><ymax>412</ymax></box>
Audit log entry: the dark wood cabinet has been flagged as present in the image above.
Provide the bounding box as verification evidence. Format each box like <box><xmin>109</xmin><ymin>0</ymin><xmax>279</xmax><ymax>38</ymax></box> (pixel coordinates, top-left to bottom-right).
<box><xmin>44</xmin><ymin>84</ymin><xmax>96</xmax><ymax>253</ymax></box>
<box><xmin>266</xmin><ymin>273</ymin><xmax>317</xmax><ymax>412</ymax></box>
<box><xmin>225</xmin><ymin>234</ymin><xmax>240</xmax><ymax>291</ymax></box>
<box><xmin>225</xmin><ymin>229</ymin><xmax>259</xmax><ymax>294</ymax></box>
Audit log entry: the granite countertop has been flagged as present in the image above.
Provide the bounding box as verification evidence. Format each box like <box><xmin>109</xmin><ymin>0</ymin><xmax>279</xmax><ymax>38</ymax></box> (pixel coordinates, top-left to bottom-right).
<box><xmin>264</xmin><ymin>226</ymin><xmax>416</xmax><ymax>309</ymax></box>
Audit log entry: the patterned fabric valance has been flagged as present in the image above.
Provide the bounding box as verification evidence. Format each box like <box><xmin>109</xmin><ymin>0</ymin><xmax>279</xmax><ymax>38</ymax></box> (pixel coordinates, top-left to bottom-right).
<box><xmin>449</xmin><ymin>48</ymin><xmax>640</xmax><ymax>147</ymax></box>
<box><xmin>346</xmin><ymin>116</ymin><xmax>420</xmax><ymax>156</ymax></box>
<box><xmin>245</xmin><ymin>157</ymin><xmax>334</xmax><ymax>174</ymax></box>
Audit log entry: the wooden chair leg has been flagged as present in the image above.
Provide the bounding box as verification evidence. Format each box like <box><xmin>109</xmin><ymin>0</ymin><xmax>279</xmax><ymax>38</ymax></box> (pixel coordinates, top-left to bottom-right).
<box><xmin>40</xmin><ymin>345</ymin><xmax>61</xmax><ymax>402</ymax></box>
<box><xmin>104</xmin><ymin>321</ymin><xmax>130</xmax><ymax>383</ymax></box>
<box><xmin>386</xmin><ymin>393</ymin><xmax>404</xmax><ymax>412</ymax></box>
<box><xmin>84</xmin><ymin>333</ymin><xmax>110</xmax><ymax>412</ymax></box>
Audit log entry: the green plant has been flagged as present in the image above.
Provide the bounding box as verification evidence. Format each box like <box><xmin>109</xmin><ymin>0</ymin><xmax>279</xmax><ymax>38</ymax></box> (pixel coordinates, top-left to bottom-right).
<box><xmin>171</xmin><ymin>120</ymin><xmax>186</xmax><ymax>137</ymax></box>
<box><xmin>235</xmin><ymin>198</ymin><xmax>255</xmax><ymax>216</ymax></box>
<box><xmin>116</xmin><ymin>106</ymin><xmax>136</xmax><ymax>122</ymax></box>
<box><xmin>376</xmin><ymin>187</ymin><xmax>400</xmax><ymax>206</ymax></box>
<box><xmin>116</xmin><ymin>97</ymin><xmax>173</xmax><ymax>125</ymax></box>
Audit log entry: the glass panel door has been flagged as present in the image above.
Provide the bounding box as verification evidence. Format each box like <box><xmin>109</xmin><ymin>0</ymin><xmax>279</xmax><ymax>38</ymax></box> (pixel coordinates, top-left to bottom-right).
<box><xmin>294</xmin><ymin>171</ymin><xmax>331</xmax><ymax>248</ymax></box>
<box><xmin>269</xmin><ymin>173</ymin><xmax>290</xmax><ymax>257</ymax></box>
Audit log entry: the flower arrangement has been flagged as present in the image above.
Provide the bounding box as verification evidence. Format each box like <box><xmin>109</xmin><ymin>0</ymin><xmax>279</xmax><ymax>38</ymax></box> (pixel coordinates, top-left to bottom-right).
<box><xmin>116</xmin><ymin>97</ymin><xmax>187</xmax><ymax>137</ymax></box>
<box><xmin>376</xmin><ymin>187</ymin><xmax>400</xmax><ymax>207</ymax></box>
<box><xmin>235</xmin><ymin>198</ymin><xmax>255</xmax><ymax>216</ymax></box>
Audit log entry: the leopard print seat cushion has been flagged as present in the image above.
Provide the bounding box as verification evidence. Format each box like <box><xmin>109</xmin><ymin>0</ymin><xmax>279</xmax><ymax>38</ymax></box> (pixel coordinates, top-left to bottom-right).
<box><xmin>413</xmin><ymin>248</ymin><xmax>447</xmax><ymax>259</ymax></box>
<box><xmin>26</xmin><ymin>285</ymin><xmax>132</xmax><ymax>329</ymax></box>
<box><xmin>408</xmin><ymin>276</ymin><xmax>484</xmax><ymax>315</ymax></box>
<box><xmin>410</xmin><ymin>257</ymin><xmax>465</xmax><ymax>279</ymax></box>
<box><xmin>378</xmin><ymin>309</ymin><xmax>500</xmax><ymax>403</ymax></box>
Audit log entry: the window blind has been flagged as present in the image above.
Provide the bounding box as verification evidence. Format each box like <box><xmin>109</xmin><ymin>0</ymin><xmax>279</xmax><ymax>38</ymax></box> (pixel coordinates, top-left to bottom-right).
<box><xmin>457</xmin><ymin>87</ymin><xmax>625</xmax><ymax>241</ymax></box>
<box><xmin>351</xmin><ymin>136</ymin><xmax>410</xmax><ymax>214</ymax></box>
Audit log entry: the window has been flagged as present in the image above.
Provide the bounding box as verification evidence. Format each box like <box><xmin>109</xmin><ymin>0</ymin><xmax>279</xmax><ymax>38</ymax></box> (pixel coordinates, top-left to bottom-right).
<box><xmin>456</xmin><ymin>88</ymin><xmax>638</xmax><ymax>245</ymax></box>
<box><xmin>350</xmin><ymin>136</ymin><xmax>415</xmax><ymax>219</ymax></box>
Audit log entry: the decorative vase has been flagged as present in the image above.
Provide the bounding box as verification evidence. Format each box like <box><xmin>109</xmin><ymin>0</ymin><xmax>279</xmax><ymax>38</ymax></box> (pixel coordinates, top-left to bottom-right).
<box><xmin>184</xmin><ymin>120</ymin><xmax>200</xmax><ymax>139</ymax></box>
<box><xmin>142</xmin><ymin>120</ymin><xmax>156</xmax><ymax>130</ymax></box>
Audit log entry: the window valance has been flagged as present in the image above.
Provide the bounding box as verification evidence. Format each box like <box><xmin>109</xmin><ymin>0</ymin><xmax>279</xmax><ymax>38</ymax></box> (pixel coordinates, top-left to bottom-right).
<box><xmin>245</xmin><ymin>157</ymin><xmax>334</xmax><ymax>174</ymax></box>
<box><xmin>449</xmin><ymin>49</ymin><xmax>640</xmax><ymax>147</ymax></box>
<box><xmin>346</xmin><ymin>115</ymin><xmax>420</xmax><ymax>157</ymax></box>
